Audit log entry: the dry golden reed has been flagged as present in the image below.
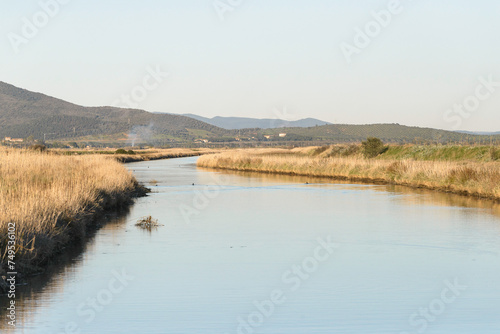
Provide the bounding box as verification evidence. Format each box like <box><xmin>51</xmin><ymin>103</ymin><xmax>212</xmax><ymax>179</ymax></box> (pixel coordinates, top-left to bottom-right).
<box><xmin>0</xmin><ymin>147</ymin><xmax>140</xmax><ymax>267</ymax></box>
<box><xmin>198</xmin><ymin>147</ymin><xmax>500</xmax><ymax>200</ymax></box>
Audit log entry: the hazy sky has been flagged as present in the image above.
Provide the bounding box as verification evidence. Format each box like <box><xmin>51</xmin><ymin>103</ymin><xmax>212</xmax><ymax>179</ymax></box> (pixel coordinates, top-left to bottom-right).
<box><xmin>1</xmin><ymin>0</ymin><xmax>499</xmax><ymax>131</ymax></box>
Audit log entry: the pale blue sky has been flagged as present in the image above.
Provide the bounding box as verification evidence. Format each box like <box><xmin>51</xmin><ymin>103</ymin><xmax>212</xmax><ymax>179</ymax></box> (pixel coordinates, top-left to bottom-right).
<box><xmin>1</xmin><ymin>0</ymin><xmax>499</xmax><ymax>131</ymax></box>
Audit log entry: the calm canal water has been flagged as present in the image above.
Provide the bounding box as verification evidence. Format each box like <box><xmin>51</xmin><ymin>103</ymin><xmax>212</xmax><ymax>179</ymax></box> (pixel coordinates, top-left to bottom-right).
<box><xmin>2</xmin><ymin>156</ymin><xmax>500</xmax><ymax>333</ymax></box>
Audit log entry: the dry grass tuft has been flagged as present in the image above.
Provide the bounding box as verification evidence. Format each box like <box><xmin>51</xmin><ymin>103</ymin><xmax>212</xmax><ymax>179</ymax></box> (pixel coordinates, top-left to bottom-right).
<box><xmin>135</xmin><ymin>216</ymin><xmax>162</xmax><ymax>229</ymax></box>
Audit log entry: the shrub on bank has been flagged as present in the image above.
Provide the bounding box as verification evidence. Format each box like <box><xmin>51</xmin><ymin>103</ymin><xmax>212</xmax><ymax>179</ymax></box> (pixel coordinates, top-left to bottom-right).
<box><xmin>362</xmin><ymin>137</ymin><xmax>389</xmax><ymax>158</ymax></box>
<box><xmin>29</xmin><ymin>144</ymin><xmax>47</xmax><ymax>152</ymax></box>
<box><xmin>115</xmin><ymin>149</ymin><xmax>136</xmax><ymax>155</ymax></box>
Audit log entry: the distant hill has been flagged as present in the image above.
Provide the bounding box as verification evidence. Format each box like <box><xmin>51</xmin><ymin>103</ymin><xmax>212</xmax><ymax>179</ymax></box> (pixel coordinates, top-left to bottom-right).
<box><xmin>456</xmin><ymin>130</ymin><xmax>500</xmax><ymax>136</ymax></box>
<box><xmin>243</xmin><ymin>123</ymin><xmax>500</xmax><ymax>144</ymax></box>
<box><xmin>183</xmin><ymin>114</ymin><xmax>331</xmax><ymax>129</ymax></box>
<box><xmin>0</xmin><ymin>81</ymin><xmax>226</xmax><ymax>142</ymax></box>
<box><xmin>0</xmin><ymin>81</ymin><xmax>498</xmax><ymax>146</ymax></box>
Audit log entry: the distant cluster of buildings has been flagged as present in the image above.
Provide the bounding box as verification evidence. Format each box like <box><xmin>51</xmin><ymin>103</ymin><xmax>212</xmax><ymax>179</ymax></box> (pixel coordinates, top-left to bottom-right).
<box><xmin>194</xmin><ymin>133</ymin><xmax>288</xmax><ymax>144</ymax></box>
<box><xmin>194</xmin><ymin>139</ymin><xmax>209</xmax><ymax>144</ymax></box>
<box><xmin>3</xmin><ymin>137</ymin><xmax>23</xmax><ymax>142</ymax></box>
<box><xmin>264</xmin><ymin>133</ymin><xmax>287</xmax><ymax>139</ymax></box>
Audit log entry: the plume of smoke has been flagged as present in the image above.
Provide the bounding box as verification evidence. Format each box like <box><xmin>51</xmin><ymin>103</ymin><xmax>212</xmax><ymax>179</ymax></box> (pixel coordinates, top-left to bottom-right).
<box><xmin>127</xmin><ymin>122</ymin><xmax>155</xmax><ymax>147</ymax></box>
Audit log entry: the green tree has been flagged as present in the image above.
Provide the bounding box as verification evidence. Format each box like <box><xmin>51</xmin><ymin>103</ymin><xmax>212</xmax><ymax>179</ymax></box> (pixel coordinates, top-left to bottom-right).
<box><xmin>361</xmin><ymin>137</ymin><xmax>388</xmax><ymax>158</ymax></box>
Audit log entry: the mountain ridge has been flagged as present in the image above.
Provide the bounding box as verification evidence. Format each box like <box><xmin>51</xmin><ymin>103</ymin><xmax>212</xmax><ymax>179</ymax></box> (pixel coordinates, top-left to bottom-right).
<box><xmin>182</xmin><ymin>114</ymin><xmax>331</xmax><ymax>129</ymax></box>
<box><xmin>0</xmin><ymin>81</ymin><xmax>226</xmax><ymax>141</ymax></box>
<box><xmin>1</xmin><ymin>81</ymin><xmax>499</xmax><ymax>145</ymax></box>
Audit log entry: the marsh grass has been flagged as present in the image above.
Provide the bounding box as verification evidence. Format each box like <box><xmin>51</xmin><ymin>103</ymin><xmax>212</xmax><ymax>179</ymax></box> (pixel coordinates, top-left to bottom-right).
<box><xmin>0</xmin><ymin>147</ymin><xmax>143</xmax><ymax>273</ymax></box>
<box><xmin>197</xmin><ymin>146</ymin><xmax>500</xmax><ymax>200</ymax></box>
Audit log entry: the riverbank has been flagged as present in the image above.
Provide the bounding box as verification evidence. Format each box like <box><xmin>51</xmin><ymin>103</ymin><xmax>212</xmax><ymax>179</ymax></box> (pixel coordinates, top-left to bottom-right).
<box><xmin>52</xmin><ymin>147</ymin><xmax>221</xmax><ymax>163</ymax></box>
<box><xmin>197</xmin><ymin>145</ymin><xmax>500</xmax><ymax>201</ymax></box>
<box><xmin>113</xmin><ymin>148</ymin><xmax>221</xmax><ymax>163</ymax></box>
<box><xmin>0</xmin><ymin>148</ymin><xmax>148</xmax><ymax>293</ymax></box>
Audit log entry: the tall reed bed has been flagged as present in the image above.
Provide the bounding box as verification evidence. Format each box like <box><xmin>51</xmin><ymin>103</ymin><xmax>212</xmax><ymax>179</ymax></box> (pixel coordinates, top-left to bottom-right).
<box><xmin>197</xmin><ymin>148</ymin><xmax>500</xmax><ymax>200</ymax></box>
<box><xmin>0</xmin><ymin>148</ymin><xmax>144</xmax><ymax>272</ymax></box>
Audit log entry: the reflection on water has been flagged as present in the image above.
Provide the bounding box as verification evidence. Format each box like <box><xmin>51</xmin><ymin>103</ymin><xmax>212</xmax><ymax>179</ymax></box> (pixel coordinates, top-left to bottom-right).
<box><xmin>2</xmin><ymin>157</ymin><xmax>500</xmax><ymax>334</ymax></box>
<box><xmin>0</xmin><ymin>212</ymin><xmax>130</xmax><ymax>333</ymax></box>
<box><xmin>203</xmin><ymin>167</ymin><xmax>500</xmax><ymax>218</ymax></box>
